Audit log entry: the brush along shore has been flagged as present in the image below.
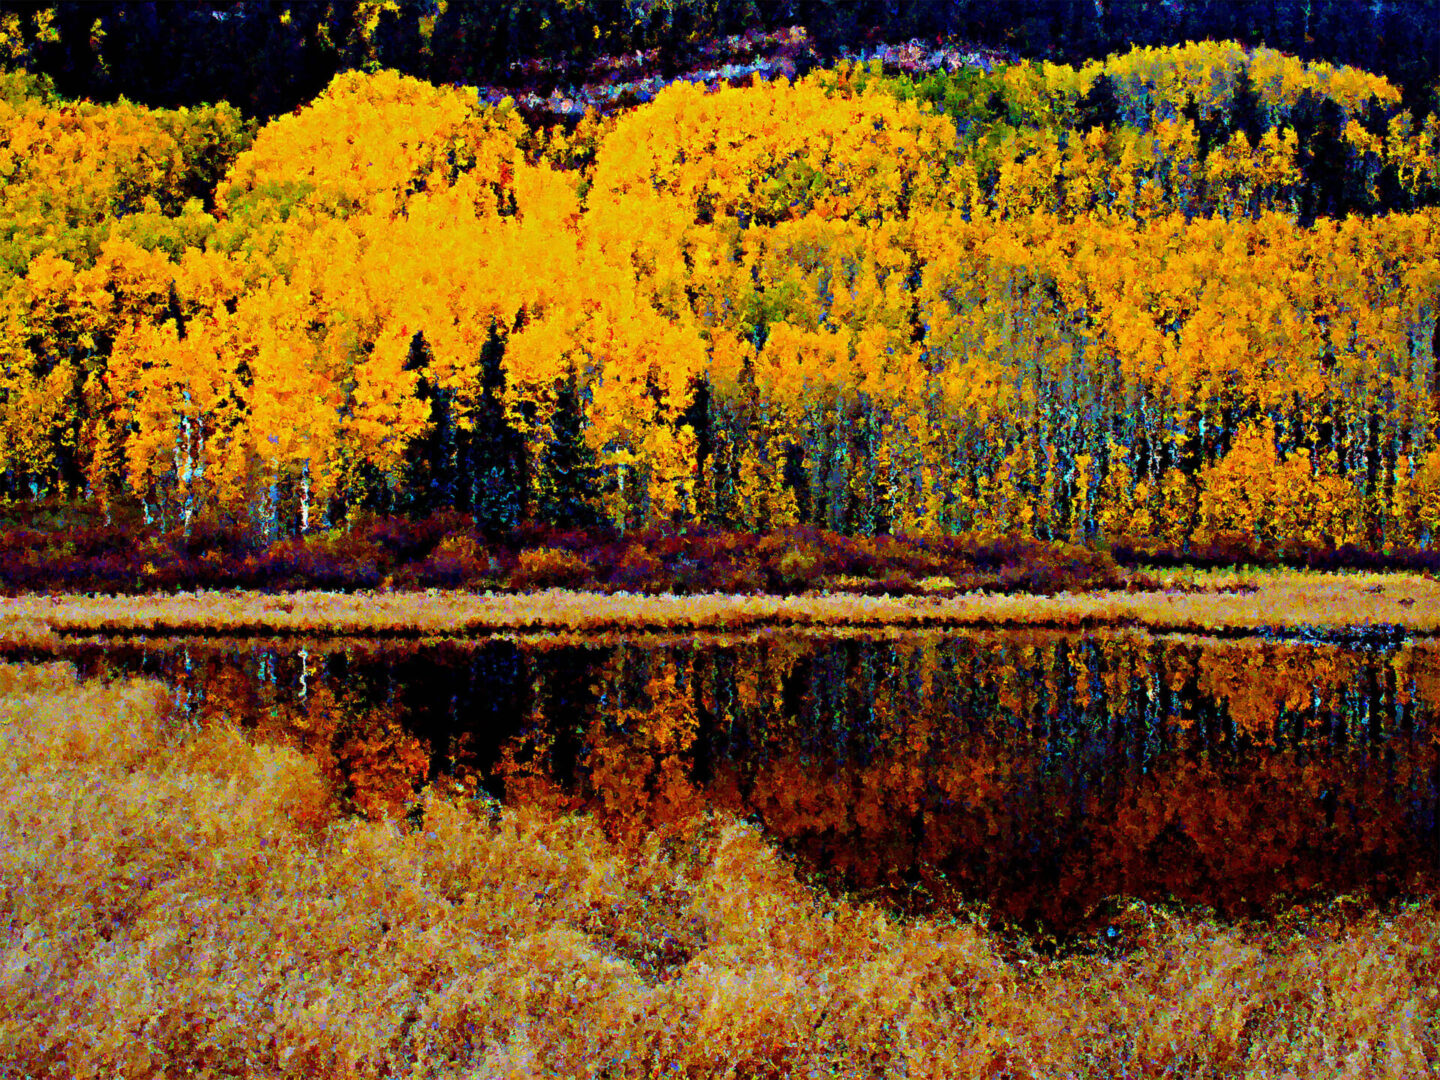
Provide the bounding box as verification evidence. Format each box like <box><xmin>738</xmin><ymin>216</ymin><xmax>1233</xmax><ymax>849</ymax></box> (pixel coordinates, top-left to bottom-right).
<box><xmin>1</xmin><ymin>569</ymin><xmax>1438</xmax><ymax>645</ymax></box>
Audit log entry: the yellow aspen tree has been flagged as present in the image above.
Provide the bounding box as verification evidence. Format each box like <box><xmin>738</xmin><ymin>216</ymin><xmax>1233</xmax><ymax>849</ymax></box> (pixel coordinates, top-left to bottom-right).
<box><xmin>1194</xmin><ymin>419</ymin><xmax>1280</xmax><ymax>547</ymax></box>
<box><xmin>587</xmin><ymin>71</ymin><xmax>958</xmax><ymax>230</ymax></box>
<box><xmin>339</xmin><ymin>316</ymin><xmax>427</xmax><ymax>493</ymax></box>
<box><xmin>216</xmin><ymin>68</ymin><xmax>527</xmax><ymax>226</ymax></box>
<box><xmin>1254</xmin><ymin>126</ymin><xmax>1300</xmax><ymax>213</ymax></box>
<box><xmin>1401</xmin><ymin>446</ymin><xmax>1440</xmax><ymax>545</ymax></box>
<box><xmin>105</xmin><ymin>313</ymin><xmax>237</xmax><ymax>529</ymax></box>
<box><xmin>1155</xmin><ymin>466</ymin><xmax>1197</xmax><ymax>550</ymax></box>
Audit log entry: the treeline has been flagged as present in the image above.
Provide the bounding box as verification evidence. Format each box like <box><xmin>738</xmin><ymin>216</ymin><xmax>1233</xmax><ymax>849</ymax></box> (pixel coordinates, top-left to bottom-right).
<box><xmin>0</xmin><ymin>0</ymin><xmax>1436</xmax><ymax>124</ymax></box>
<box><xmin>1</xmin><ymin>44</ymin><xmax>1439</xmax><ymax>559</ymax></box>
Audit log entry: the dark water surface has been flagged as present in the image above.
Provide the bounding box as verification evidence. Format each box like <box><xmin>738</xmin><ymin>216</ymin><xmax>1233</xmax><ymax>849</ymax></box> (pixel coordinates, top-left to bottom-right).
<box><xmin>9</xmin><ymin>627</ymin><xmax>1440</xmax><ymax>954</ymax></box>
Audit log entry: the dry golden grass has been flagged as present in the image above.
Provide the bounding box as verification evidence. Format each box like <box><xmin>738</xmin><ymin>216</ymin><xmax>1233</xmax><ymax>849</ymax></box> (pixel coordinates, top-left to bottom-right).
<box><xmin>3</xmin><ymin>570</ymin><xmax>1440</xmax><ymax>642</ymax></box>
<box><xmin>2</xmin><ymin>661</ymin><xmax>1437</xmax><ymax>1078</ymax></box>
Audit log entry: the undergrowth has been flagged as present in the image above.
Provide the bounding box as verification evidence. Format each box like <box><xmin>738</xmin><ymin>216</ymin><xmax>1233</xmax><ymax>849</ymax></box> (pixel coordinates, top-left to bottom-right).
<box><xmin>0</xmin><ymin>503</ymin><xmax>1156</xmax><ymax>597</ymax></box>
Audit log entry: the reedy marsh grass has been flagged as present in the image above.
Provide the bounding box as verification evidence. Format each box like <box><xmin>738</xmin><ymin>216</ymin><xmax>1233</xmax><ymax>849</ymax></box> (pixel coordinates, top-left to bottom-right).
<box><xmin>3</xmin><ymin>570</ymin><xmax>1440</xmax><ymax>647</ymax></box>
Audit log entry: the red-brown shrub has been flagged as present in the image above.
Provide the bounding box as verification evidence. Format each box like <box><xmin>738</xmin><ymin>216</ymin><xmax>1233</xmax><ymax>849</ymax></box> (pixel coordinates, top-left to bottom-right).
<box><xmin>509</xmin><ymin>547</ymin><xmax>594</xmax><ymax>591</ymax></box>
<box><xmin>606</xmin><ymin>543</ymin><xmax>666</xmax><ymax>594</ymax></box>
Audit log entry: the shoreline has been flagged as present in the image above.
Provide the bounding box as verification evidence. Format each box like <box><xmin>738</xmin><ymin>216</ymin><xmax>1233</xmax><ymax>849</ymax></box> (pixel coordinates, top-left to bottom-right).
<box><xmin>2</xmin><ymin>569</ymin><xmax>1438</xmax><ymax>645</ymax></box>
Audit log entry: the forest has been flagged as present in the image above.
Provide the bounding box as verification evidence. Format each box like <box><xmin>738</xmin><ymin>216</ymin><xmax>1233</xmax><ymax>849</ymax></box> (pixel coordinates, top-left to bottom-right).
<box><xmin>1</xmin><ymin>2</ymin><xmax>1439</xmax><ymax>588</ymax></box>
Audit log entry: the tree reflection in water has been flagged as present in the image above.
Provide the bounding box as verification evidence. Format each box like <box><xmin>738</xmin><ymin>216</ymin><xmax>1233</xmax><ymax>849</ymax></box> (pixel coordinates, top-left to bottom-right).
<box><xmin>19</xmin><ymin>627</ymin><xmax>1440</xmax><ymax>955</ymax></box>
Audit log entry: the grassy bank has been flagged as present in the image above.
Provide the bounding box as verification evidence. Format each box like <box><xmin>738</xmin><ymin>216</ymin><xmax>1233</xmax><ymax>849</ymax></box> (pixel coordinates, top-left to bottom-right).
<box><xmin>2</xmin><ymin>570</ymin><xmax>1439</xmax><ymax>647</ymax></box>
<box><xmin>1</xmin><ymin>661</ymin><xmax>1436</xmax><ymax>1078</ymax></box>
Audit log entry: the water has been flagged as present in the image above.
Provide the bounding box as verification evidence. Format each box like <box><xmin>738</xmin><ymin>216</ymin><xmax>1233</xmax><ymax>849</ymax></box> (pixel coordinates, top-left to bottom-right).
<box><xmin>8</xmin><ymin>626</ymin><xmax>1439</xmax><ymax>954</ymax></box>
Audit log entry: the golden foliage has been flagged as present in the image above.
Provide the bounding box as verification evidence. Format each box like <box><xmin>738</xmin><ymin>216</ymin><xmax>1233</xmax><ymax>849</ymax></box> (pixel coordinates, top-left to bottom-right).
<box><xmin>216</xmin><ymin>68</ymin><xmax>527</xmax><ymax>224</ymax></box>
<box><xmin>1</xmin><ymin>51</ymin><xmax>1438</xmax><ymax>547</ymax></box>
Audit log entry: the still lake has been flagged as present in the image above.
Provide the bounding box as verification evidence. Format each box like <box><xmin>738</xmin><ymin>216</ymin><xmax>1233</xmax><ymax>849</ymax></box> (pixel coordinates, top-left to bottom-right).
<box><xmin>11</xmin><ymin>626</ymin><xmax>1440</xmax><ymax>953</ymax></box>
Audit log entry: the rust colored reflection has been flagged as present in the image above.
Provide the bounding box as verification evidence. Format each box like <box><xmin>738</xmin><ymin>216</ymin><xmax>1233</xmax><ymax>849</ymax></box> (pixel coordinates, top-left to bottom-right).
<box><xmin>20</xmin><ymin>629</ymin><xmax>1440</xmax><ymax>950</ymax></box>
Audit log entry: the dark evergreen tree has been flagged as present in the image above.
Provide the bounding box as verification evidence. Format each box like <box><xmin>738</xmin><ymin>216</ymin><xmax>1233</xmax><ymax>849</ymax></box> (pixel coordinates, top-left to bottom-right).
<box><xmin>1076</xmin><ymin>71</ymin><xmax>1121</xmax><ymax>133</ymax></box>
<box><xmin>372</xmin><ymin>1</ymin><xmax>426</xmax><ymax>75</ymax></box>
<box><xmin>1293</xmin><ymin>91</ymin><xmax>1349</xmax><ymax>226</ymax></box>
<box><xmin>841</xmin><ymin>394</ymin><xmax>892</xmax><ymax>536</ymax></box>
<box><xmin>782</xmin><ymin>441</ymin><xmax>812</xmax><ymax>524</ymax></box>
<box><xmin>14</xmin><ymin>298</ymin><xmax>90</xmax><ymax>500</ymax></box>
<box><xmin>676</xmin><ymin>372</ymin><xmax>713</xmax><ymax>521</ymax></box>
<box><xmin>536</xmin><ymin>360</ymin><xmax>602</xmax><ymax>530</ymax></box>
<box><xmin>459</xmin><ymin>318</ymin><xmax>526</xmax><ymax>536</ymax></box>
<box><xmin>354</xmin><ymin>457</ymin><xmax>396</xmax><ymax>516</ymax></box>
<box><xmin>1182</xmin><ymin>91</ymin><xmax>1229</xmax><ymax>165</ymax></box>
<box><xmin>397</xmin><ymin>330</ymin><xmax>459</xmax><ymax>517</ymax></box>
<box><xmin>1379</xmin><ymin>0</ymin><xmax>1440</xmax><ymax>121</ymax></box>
<box><xmin>165</xmin><ymin>280</ymin><xmax>188</xmax><ymax>338</ymax></box>
<box><xmin>792</xmin><ymin>0</ymin><xmax>880</xmax><ymax>68</ymax></box>
<box><xmin>1229</xmin><ymin>63</ymin><xmax>1266</xmax><ymax>148</ymax></box>
<box><xmin>1356</xmin><ymin>92</ymin><xmax>1402</xmax><ymax>214</ymax></box>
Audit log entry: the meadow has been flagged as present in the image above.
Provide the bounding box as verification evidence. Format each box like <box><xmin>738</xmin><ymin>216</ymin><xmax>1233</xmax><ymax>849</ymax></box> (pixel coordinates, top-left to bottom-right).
<box><xmin>3</xmin><ymin>567</ymin><xmax>1439</xmax><ymax>646</ymax></box>
<box><xmin>2</xmin><ymin>659</ymin><xmax>1437</xmax><ymax>1079</ymax></box>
